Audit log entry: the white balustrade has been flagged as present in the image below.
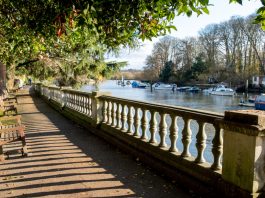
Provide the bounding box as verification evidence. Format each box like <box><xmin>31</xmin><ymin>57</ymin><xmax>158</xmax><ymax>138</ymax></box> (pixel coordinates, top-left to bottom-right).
<box><xmin>98</xmin><ymin>96</ymin><xmax>223</xmax><ymax>171</ymax></box>
<box><xmin>34</xmin><ymin>86</ymin><xmax>224</xmax><ymax>172</ymax></box>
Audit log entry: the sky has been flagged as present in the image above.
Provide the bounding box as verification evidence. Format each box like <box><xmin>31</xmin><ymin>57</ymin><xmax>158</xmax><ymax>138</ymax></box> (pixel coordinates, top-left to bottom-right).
<box><xmin>106</xmin><ymin>0</ymin><xmax>262</xmax><ymax>70</ymax></box>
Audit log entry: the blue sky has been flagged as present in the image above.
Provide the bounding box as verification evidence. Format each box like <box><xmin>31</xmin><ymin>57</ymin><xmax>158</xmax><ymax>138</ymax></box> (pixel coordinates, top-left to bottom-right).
<box><xmin>106</xmin><ymin>0</ymin><xmax>262</xmax><ymax>70</ymax></box>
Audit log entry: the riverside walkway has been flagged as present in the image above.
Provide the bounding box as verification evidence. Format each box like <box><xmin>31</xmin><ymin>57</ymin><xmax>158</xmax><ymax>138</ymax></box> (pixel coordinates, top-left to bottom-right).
<box><xmin>0</xmin><ymin>90</ymin><xmax>192</xmax><ymax>197</ymax></box>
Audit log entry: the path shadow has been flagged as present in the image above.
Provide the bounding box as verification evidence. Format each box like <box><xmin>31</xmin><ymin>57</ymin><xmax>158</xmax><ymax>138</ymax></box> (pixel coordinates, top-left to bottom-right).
<box><xmin>0</xmin><ymin>88</ymin><xmax>191</xmax><ymax>198</ymax></box>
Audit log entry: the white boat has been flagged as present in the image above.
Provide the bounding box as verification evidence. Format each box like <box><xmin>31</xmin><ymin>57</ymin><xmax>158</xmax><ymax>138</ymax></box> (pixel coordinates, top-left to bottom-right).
<box><xmin>153</xmin><ymin>83</ymin><xmax>176</xmax><ymax>90</ymax></box>
<box><xmin>210</xmin><ymin>84</ymin><xmax>235</xmax><ymax>96</ymax></box>
<box><xmin>186</xmin><ymin>86</ymin><xmax>201</xmax><ymax>93</ymax></box>
<box><xmin>202</xmin><ymin>87</ymin><xmax>214</xmax><ymax>94</ymax></box>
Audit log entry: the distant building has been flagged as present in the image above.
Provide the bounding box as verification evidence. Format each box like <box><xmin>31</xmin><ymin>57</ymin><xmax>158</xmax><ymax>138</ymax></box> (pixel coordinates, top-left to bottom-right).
<box><xmin>252</xmin><ymin>76</ymin><xmax>265</xmax><ymax>86</ymax></box>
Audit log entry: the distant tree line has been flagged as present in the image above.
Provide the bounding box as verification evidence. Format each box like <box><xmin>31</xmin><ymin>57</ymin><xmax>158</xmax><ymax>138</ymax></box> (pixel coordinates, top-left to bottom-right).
<box><xmin>143</xmin><ymin>14</ymin><xmax>265</xmax><ymax>86</ymax></box>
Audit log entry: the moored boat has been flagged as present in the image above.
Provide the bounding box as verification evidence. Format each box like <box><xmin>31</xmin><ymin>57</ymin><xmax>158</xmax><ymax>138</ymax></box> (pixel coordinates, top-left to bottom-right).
<box><xmin>186</xmin><ymin>86</ymin><xmax>201</xmax><ymax>93</ymax></box>
<box><xmin>202</xmin><ymin>87</ymin><xmax>214</xmax><ymax>94</ymax></box>
<box><xmin>255</xmin><ymin>94</ymin><xmax>265</xmax><ymax>110</ymax></box>
<box><xmin>210</xmin><ymin>84</ymin><xmax>235</xmax><ymax>96</ymax></box>
<box><xmin>153</xmin><ymin>83</ymin><xmax>176</xmax><ymax>90</ymax></box>
<box><xmin>131</xmin><ymin>81</ymin><xmax>147</xmax><ymax>89</ymax></box>
<box><xmin>176</xmin><ymin>86</ymin><xmax>191</xmax><ymax>92</ymax></box>
<box><xmin>248</xmin><ymin>95</ymin><xmax>257</xmax><ymax>103</ymax></box>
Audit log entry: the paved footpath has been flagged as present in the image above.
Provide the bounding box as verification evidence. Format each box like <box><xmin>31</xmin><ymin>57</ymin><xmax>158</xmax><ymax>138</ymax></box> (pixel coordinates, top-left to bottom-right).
<box><xmin>0</xmin><ymin>91</ymin><xmax>193</xmax><ymax>198</ymax></box>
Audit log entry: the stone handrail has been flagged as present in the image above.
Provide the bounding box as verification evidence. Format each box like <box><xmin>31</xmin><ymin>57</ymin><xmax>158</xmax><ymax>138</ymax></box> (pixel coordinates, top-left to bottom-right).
<box><xmin>34</xmin><ymin>83</ymin><xmax>265</xmax><ymax>197</ymax></box>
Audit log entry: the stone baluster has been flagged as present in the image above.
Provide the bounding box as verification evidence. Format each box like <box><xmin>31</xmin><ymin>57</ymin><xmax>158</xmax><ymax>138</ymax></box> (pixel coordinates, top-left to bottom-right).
<box><xmin>84</xmin><ymin>97</ymin><xmax>88</xmax><ymax>115</ymax></box>
<box><xmin>81</xmin><ymin>96</ymin><xmax>84</xmax><ymax>113</ymax></box>
<box><xmin>111</xmin><ymin>102</ymin><xmax>116</xmax><ymax>127</ymax></box>
<box><xmin>72</xmin><ymin>94</ymin><xmax>75</xmax><ymax>109</ymax></box>
<box><xmin>69</xmin><ymin>93</ymin><xmax>72</xmax><ymax>108</ymax></box>
<box><xmin>195</xmin><ymin>121</ymin><xmax>206</xmax><ymax>163</ymax></box>
<box><xmin>87</xmin><ymin>97</ymin><xmax>90</xmax><ymax>115</ymax></box>
<box><xmin>71</xmin><ymin>94</ymin><xmax>73</xmax><ymax>108</ymax></box>
<box><xmin>133</xmin><ymin>107</ymin><xmax>140</xmax><ymax>137</ymax></box>
<box><xmin>159</xmin><ymin>113</ymin><xmax>167</xmax><ymax>148</ymax></box>
<box><xmin>73</xmin><ymin>94</ymin><xmax>75</xmax><ymax>109</ymax></box>
<box><xmin>74</xmin><ymin>94</ymin><xmax>76</xmax><ymax>110</ymax></box>
<box><xmin>127</xmin><ymin>106</ymin><xmax>133</xmax><ymax>134</ymax></box>
<box><xmin>121</xmin><ymin>104</ymin><xmax>127</xmax><ymax>132</ymax></box>
<box><xmin>211</xmin><ymin>123</ymin><xmax>223</xmax><ymax>171</ymax></box>
<box><xmin>88</xmin><ymin>98</ymin><xmax>91</xmax><ymax>116</ymax></box>
<box><xmin>181</xmin><ymin>117</ymin><xmax>191</xmax><ymax>157</ymax></box>
<box><xmin>65</xmin><ymin>92</ymin><xmax>68</xmax><ymax>107</ymax></box>
<box><xmin>107</xmin><ymin>101</ymin><xmax>112</xmax><ymax>125</ymax></box>
<box><xmin>169</xmin><ymin>115</ymin><xmax>178</xmax><ymax>152</ymax></box>
<box><xmin>77</xmin><ymin>95</ymin><xmax>80</xmax><ymax>110</ymax></box>
<box><xmin>80</xmin><ymin>96</ymin><xmax>83</xmax><ymax>112</ymax></box>
<box><xmin>116</xmin><ymin>103</ymin><xmax>121</xmax><ymax>129</ymax></box>
<box><xmin>68</xmin><ymin>93</ymin><xmax>71</xmax><ymax>107</ymax></box>
<box><xmin>102</xmin><ymin>100</ymin><xmax>107</xmax><ymax>123</ymax></box>
<box><xmin>74</xmin><ymin>94</ymin><xmax>77</xmax><ymax>110</ymax></box>
<box><xmin>75</xmin><ymin>94</ymin><xmax>77</xmax><ymax>110</ymax></box>
<box><xmin>149</xmin><ymin>111</ymin><xmax>157</xmax><ymax>144</ymax></box>
<box><xmin>78</xmin><ymin>95</ymin><xmax>82</xmax><ymax>112</ymax></box>
<box><xmin>141</xmin><ymin>109</ymin><xmax>148</xmax><ymax>140</ymax></box>
<box><xmin>77</xmin><ymin>95</ymin><xmax>80</xmax><ymax>111</ymax></box>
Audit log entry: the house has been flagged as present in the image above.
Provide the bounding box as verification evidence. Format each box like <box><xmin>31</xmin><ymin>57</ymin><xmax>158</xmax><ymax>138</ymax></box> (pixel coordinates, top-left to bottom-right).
<box><xmin>252</xmin><ymin>75</ymin><xmax>265</xmax><ymax>86</ymax></box>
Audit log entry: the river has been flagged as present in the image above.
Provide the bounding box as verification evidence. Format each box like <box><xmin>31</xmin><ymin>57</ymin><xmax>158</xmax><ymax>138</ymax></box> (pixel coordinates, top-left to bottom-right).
<box><xmin>81</xmin><ymin>80</ymin><xmax>254</xmax><ymax>113</ymax></box>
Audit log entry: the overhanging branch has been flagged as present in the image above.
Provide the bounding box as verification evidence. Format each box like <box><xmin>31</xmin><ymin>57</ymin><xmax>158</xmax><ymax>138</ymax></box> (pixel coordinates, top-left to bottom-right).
<box><xmin>16</xmin><ymin>58</ymin><xmax>39</xmax><ymax>68</ymax></box>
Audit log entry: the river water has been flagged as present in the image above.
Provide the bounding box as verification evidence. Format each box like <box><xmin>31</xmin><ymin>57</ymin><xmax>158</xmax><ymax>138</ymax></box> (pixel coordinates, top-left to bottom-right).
<box><xmin>81</xmin><ymin>80</ymin><xmax>254</xmax><ymax>113</ymax></box>
<box><xmin>81</xmin><ymin>80</ymin><xmax>255</xmax><ymax>163</ymax></box>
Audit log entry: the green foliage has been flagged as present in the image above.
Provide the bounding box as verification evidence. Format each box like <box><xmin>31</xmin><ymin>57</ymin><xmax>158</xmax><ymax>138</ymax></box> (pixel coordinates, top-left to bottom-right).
<box><xmin>159</xmin><ymin>61</ymin><xmax>173</xmax><ymax>82</ymax></box>
<box><xmin>0</xmin><ymin>0</ymin><xmax>264</xmax><ymax>87</ymax></box>
<box><xmin>191</xmin><ymin>54</ymin><xmax>208</xmax><ymax>79</ymax></box>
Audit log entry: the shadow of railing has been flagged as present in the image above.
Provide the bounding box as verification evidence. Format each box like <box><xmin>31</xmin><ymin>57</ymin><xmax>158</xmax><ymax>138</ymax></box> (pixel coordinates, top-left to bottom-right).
<box><xmin>0</xmin><ymin>87</ymin><xmax>190</xmax><ymax>198</ymax></box>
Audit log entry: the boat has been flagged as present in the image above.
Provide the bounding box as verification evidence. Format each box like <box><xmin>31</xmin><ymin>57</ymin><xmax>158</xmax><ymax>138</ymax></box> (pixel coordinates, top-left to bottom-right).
<box><xmin>176</xmin><ymin>86</ymin><xmax>191</xmax><ymax>92</ymax></box>
<box><xmin>153</xmin><ymin>83</ymin><xmax>176</xmax><ymax>90</ymax></box>
<box><xmin>186</xmin><ymin>86</ymin><xmax>201</xmax><ymax>93</ymax></box>
<box><xmin>238</xmin><ymin>97</ymin><xmax>255</xmax><ymax>107</ymax></box>
<box><xmin>238</xmin><ymin>102</ymin><xmax>255</xmax><ymax>107</ymax></box>
<box><xmin>131</xmin><ymin>81</ymin><xmax>147</xmax><ymax>89</ymax></box>
<box><xmin>248</xmin><ymin>95</ymin><xmax>257</xmax><ymax>103</ymax></box>
<box><xmin>202</xmin><ymin>87</ymin><xmax>214</xmax><ymax>94</ymax></box>
<box><xmin>255</xmin><ymin>94</ymin><xmax>265</xmax><ymax>110</ymax></box>
<box><xmin>210</xmin><ymin>84</ymin><xmax>235</xmax><ymax>96</ymax></box>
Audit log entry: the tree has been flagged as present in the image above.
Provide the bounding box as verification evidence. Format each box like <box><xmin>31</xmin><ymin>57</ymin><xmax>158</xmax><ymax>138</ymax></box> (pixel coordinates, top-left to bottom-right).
<box><xmin>0</xmin><ymin>0</ymin><xmax>264</xmax><ymax>87</ymax></box>
<box><xmin>190</xmin><ymin>54</ymin><xmax>208</xmax><ymax>79</ymax></box>
<box><xmin>160</xmin><ymin>61</ymin><xmax>174</xmax><ymax>82</ymax></box>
